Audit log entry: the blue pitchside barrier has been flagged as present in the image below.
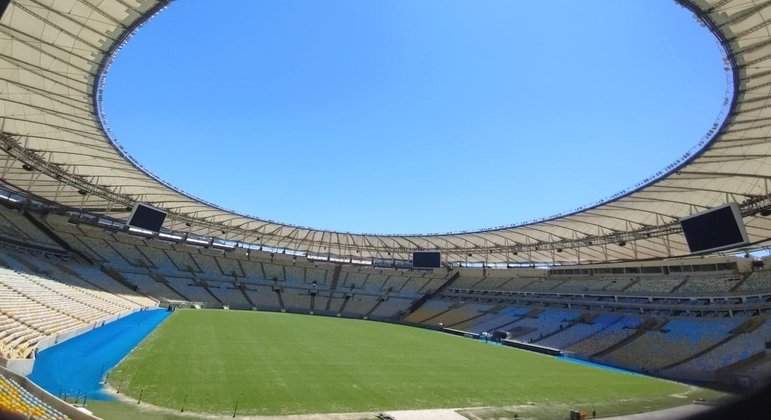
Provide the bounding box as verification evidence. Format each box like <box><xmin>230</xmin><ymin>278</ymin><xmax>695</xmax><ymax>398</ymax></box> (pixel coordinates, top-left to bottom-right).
<box><xmin>29</xmin><ymin>309</ymin><xmax>171</xmax><ymax>401</ymax></box>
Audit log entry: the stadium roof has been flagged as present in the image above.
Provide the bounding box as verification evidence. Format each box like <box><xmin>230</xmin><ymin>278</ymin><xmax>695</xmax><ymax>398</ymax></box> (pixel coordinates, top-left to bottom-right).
<box><xmin>1</xmin><ymin>0</ymin><xmax>771</xmax><ymax>265</ymax></box>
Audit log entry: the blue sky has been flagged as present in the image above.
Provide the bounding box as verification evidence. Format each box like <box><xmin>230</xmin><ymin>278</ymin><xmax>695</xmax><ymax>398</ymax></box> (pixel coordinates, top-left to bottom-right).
<box><xmin>103</xmin><ymin>0</ymin><xmax>727</xmax><ymax>235</ymax></box>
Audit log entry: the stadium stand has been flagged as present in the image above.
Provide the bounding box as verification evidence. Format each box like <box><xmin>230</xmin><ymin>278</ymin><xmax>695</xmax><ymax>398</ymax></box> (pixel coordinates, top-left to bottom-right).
<box><xmin>311</xmin><ymin>295</ymin><xmax>330</xmax><ymax>313</ymax></box>
<box><xmin>676</xmin><ymin>274</ymin><xmax>741</xmax><ymax>294</ymax></box>
<box><xmin>106</xmin><ymin>240</ymin><xmax>152</xmax><ymax>268</ymax></box>
<box><xmin>625</xmin><ymin>276</ymin><xmax>685</xmax><ymax>294</ymax></box>
<box><xmin>262</xmin><ymin>262</ymin><xmax>284</xmax><ymax>282</ymax></box>
<box><xmin>524</xmin><ymin>279</ymin><xmax>564</xmax><ymax>292</ymax></box>
<box><xmin>236</xmin><ymin>258</ymin><xmax>266</xmax><ymax>281</ymax></box>
<box><xmin>380</xmin><ymin>274</ymin><xmax>406</xmax><ymax>293</ymax></box>
<box><xmin>284</xmin><ymin>265</ymin><xmax>306</xmax><ymax>285</ymax></box>
<box><xmin>0</xmin><ymin>361</ymin><xmax>100</xmax><ymax>420</ymax></box>
<box><xmin>0</xmin><ymin>210</ymin><xmax>62</xmax><ymax>251</ymax></box>
<box><xmin>601</xmin><ymin>277</ymin><xmax>637</xmax><ymax>291</ymax></box>
<box><xmin>281</xmin><ymin>289</ymin><xmax>312</xmax><ymax>313</ymax></box>
<box><xmin>0</xmin><ymin>373</ymin><xmax>67</xmax><ymax>419</ymax></box>
<box><xmin>71</xmin><ymin>236</ymin><xmax>129</xmax><ymax>266</ymax></box>
<box><xmin>5</xmin><ymin>0</ymin><xmax>771</xmax><ymax>416</ymax></box>
<box><xmin>551</xmin><ymin>278</ymin><xmax>613</xmax><ymax>293</ymax></box>
<box><xmin>306</xmin><ymin>266</ymin><xmax>330</xmax><ymax>287</ymax></box>
<box><xmin>0</xmin><ymin>260</ymin><xmax>155</xmax><ymax>359</ymax></box>
<box><xmin>369</xmin><ymin>296</ymin><xmax>413</xmax><ymax>319</ymax></box>
<box><xmin>141</xmin><ymin>246</ymin><xmax>180</xmax><ymax>273</ymax></box>
<box><xmin>429</xmin><ymin>303</ymin><xmax>495</xmax><ymax>328</ymax></box>
<box><xmin>398</xmin><ymin>272</ymin><xmax>436</xmax><ymax>295</ymax></box>
<box><xmin>404</xmin><ymin>300</ymin><xmax>455</xmax><ymax>324</ymax></box>
<box><xmin>564</xmin><ymin>316</ymin><xmax>643</xmax><ymax>356</ymax></box>
<box><xmin>458</xmin><ymin>306</ymin><xmax>532</xmax><ymax>334</ymax></box>
<box><xmin>596</xmin><ymin>319</ymin><xmax>743</xmax><ymax>372</ymax></box>
<box><xmin>322</xmin><ymin>296</ymin><xmax>346</xmax><ymax>315</ymax></box>
<box><xmin>363</xmin><ymin>273</ymin><xmax>390</xmax><ymax>293</ymax></box>
<box><xmin>246</xmin><ymin>285</ymin><xmax>282</xmax><ymax>311</ymax></box>
<box><xmin>207</xmin><ymin>281</ymin><xmax>251</xmax><ymax>309</ymax></box>
<box><xmin>536</xmin><ymin>314</ymin><xmax>622</xmax><ymax>349</ymax></box>
<box><xmin>343</xmin><ymin>295</ymin><xmax>379</xmax><ymax>317</ymax></box>
<box><xmin>2</xmin><ymin>203</ymin><xmax>771</xmax><ymax>391</ymax></box>
<box><xmin>450</xmin><ymin>275</ymin><xmax>486</xmax><ymax>290</ymax></box>
<box><xmin>161</xmin><ymin>277</ymin><xmax>215</xmax><ymax>304</ymax></box>
<box><xmin>498</xmin><ymin>276</ymin><xmax>540</xmax><ymax>291</ymax></box>
<box><xmin>416</xmin><ymin>275</ymin><xmax>448</xmax><ymax>294</ymax></box>
<box><xmin>507</xmin><ymin>309</ymin><xmax>582</xmax><ymax>342</ymax></box>
<box><xmin>63</xmin><ymin>266</ymin><xmax>156</xmax><ymax>308</ymax></box>
<box><xmin>164</xmin><ymin>249</ymin><xmax>200</xmax><ymax>272</ymax></box>
<box><xmin>119</xmin><ymin>272</ymin><xmax>184</xmax><ymax>302</ymax></box>
<box><xmin>197</xmin><ymin>250</ymin><xmax>226</xmax><ymax>275</ymax></box>
<box><xmin>738</xmin><ymin>269</ymin><xmax>771</xmax><ymax>292</ymax></box>
<box><xmin>665</xmin><ymin>319</ymin><xmax>771</xmax><ymax>379</ymax></box>
<box><xmin>217</xmin><ymin>256</ymin><xmax>244</xmax><ymax>277</ymax></box>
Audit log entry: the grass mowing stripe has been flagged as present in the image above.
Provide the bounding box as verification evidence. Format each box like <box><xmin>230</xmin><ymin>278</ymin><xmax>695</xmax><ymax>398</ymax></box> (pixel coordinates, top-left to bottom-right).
<box><xmin>109</xmin><ymin>310</ymin><xmax>693</xmax><ymax>416</ymax></box>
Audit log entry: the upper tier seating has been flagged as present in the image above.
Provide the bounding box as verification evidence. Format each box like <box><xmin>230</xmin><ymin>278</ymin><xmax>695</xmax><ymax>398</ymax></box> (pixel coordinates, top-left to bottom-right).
<box><xmin>677</xmin><ymin>275</ymin><xmax>739</xmax><ymax>294</ymax></box>
<box><xmin>738</xmin><ymin>269</ymin><xmax>771</xmax><ymax>292</ymax></box>
<box><xmin>59</xmin><ymin>233</ymin><xmax>129</xmax><ymax>265</ymax></box>
<box><xmin>0</xmin><ymin>211</ymin><xmax>62</xmax><ymax>250</ymax></box>
<box><xmin>625</xmin><ymin>276</ymin><xmax>684</xmax><ymax>294</ymax></box>
<box><xmin>398</xmin><ymin>272</ymin><xmax>440</xmax><ymax>295</ymax></box>
<box><xmin>217</xmin><ymin>257</ymin><xmax>244</xmax><ymax>277</ymax></box>
<box><xmin>109</xmin><ymin>240</ymin><xmax>154</xmax><ymax>267</ymax></box>
<box><xmin>139</xmin><ymin>247</ymin><xmax>178</xmax><ymax>273</ymax></box>
<box><xmin>552</xmin><ymin>279</ymin><xmax>614</xmax><ymax>293</ymax></box>
<box><xmin>164</xmin><ymin>249</ymin><xmax>200</xmax><ymax>272</ymax></box>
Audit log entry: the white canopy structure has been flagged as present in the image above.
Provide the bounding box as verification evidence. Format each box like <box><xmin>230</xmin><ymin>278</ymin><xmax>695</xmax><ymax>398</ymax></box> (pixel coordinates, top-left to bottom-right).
<box><xmin>0</xmin><ymin>0</ymin><xmax>770</xmax><ymax>265</ymax></box>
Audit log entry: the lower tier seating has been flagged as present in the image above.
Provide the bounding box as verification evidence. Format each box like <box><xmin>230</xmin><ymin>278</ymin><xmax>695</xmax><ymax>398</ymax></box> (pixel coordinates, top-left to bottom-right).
<box><xmin>0</xmin><ymin>374</ymin><xmax>67</xmax><ymax>420</ymax></box>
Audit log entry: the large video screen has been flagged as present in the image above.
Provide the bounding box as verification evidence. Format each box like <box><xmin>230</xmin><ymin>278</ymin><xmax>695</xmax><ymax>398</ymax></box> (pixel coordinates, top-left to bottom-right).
<box><xmin>127</xmin><ymin>203</ymin><xmax>167</xmax><ymax>232</ymax></box>
<box><xmin>680</xmin><ymin>203</ymin><xmax>748</xmax><ymax>254</ymax></box>
<box><xmin>0</xmin><ymin>1</ymin><xmax>10</xmax><ymax>18</ymax></box>
<box><xmin>413</xmin><ymin>251</ymin><xmax>441</xmax><ymax>268</ymax></box>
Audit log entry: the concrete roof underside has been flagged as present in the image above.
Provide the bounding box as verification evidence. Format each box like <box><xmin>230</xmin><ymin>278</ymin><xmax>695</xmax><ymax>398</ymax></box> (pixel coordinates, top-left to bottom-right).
<box><xmin>1</xmin><ymin>0</ymin><xmax>771</xmax><ymax>265</ymax></box>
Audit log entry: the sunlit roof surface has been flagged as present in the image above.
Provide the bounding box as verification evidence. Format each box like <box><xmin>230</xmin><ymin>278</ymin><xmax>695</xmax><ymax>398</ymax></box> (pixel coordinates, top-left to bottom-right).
<box><xmin>0</xmin><ymin>0</ymin><xmax>770</xmax><ymax>265</ymax></box>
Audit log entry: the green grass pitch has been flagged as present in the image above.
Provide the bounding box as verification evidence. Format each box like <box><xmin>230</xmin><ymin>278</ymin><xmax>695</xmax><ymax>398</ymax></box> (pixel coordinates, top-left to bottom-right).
<box><xmin>107</xmin><ymin>310</ymin><xmax>705</xmax><ymax>416</ymax></box>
